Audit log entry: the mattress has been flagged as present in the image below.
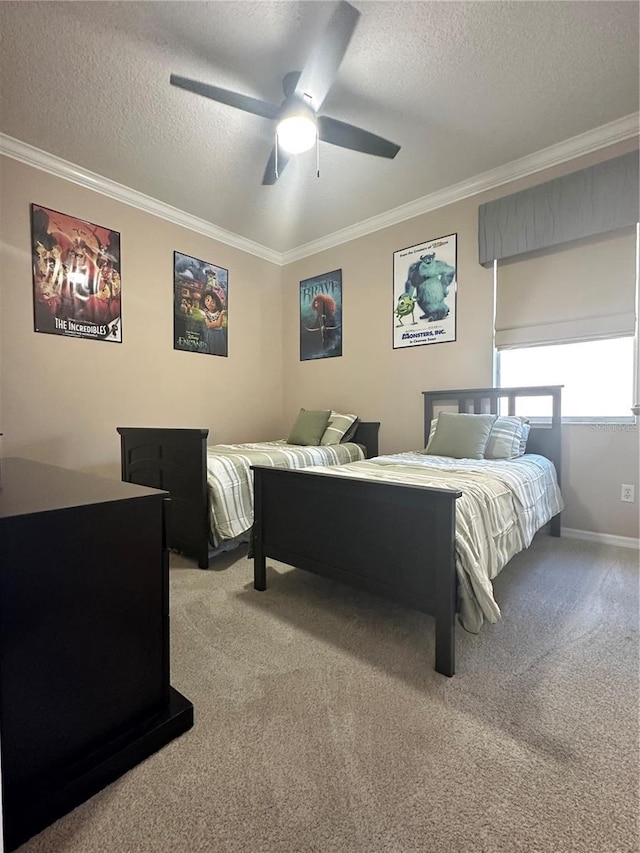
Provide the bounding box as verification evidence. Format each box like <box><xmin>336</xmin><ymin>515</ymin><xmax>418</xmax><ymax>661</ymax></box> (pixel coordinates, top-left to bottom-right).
<box><xmin>206</xmin><ymin>440</ymin><xmax>365</xmax><ymax>544</ymax></box>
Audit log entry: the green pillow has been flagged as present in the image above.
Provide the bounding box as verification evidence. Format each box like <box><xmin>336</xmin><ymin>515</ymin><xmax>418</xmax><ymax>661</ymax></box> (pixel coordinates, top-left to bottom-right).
<box><xmin>425</xmin><ymin>412</ymin><xmax>497</xmax><ymax>459</ymax></box>
<box><xmin>287</xmin><ymin>409</ymin><xmax>331</xmax><ymax>446</ymax></box>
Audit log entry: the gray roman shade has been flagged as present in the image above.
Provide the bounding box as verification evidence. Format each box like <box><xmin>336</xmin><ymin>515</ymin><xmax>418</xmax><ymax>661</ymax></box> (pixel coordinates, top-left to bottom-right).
<box><xmin>479</xmin><ymin>151</ymin><xmax>640</xmax><ymax>268</ymax></box>
<box><xmin>494</xmin><ymin>227</ymin><xmax>637</xmax><ymax>349</ymax></box>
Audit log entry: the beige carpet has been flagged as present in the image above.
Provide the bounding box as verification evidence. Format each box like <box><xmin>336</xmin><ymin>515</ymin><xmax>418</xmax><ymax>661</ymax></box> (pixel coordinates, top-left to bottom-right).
<box><xmin>17</xmin><ymin>535</ymin><xmax>639</xmax><ymax>852</ymax></box>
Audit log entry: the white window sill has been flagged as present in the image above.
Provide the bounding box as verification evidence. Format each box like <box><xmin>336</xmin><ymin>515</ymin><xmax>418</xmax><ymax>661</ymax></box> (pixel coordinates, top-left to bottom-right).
<box><xmin>530</xmin><ymin>417</ymin><xmax>638</xmax><ymax>427</ymax></box>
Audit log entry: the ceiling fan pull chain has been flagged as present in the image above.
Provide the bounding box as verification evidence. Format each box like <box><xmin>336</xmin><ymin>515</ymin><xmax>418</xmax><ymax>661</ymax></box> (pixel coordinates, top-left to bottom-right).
<box><xmin>316</xmin><ymin>133</ymin><xmax>320</xmax><ymax>178</ymax></box>
<box><xmin>274</xmin><ymin>131</ymin><xmax>279</xmax><ymax>179</ymax></box>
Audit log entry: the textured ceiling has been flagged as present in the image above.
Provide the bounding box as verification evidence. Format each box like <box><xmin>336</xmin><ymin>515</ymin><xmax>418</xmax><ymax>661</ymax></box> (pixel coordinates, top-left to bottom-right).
<box><xmin>1</xmin><ymin>1</ymin><xmax>638</xmax><ymax>255</ymax></box>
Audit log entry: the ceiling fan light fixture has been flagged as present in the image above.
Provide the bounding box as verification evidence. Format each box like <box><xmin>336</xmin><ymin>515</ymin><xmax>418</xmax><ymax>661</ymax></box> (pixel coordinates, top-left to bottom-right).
<box><xmin>170</xmin><ymin>2</ymin><xmax>400</xmax><ymax>184</ymax></box>
<box><xmin>276</xmin><ymin>113</ymin><xmax>317</xmax><ymax>154</ymax></box>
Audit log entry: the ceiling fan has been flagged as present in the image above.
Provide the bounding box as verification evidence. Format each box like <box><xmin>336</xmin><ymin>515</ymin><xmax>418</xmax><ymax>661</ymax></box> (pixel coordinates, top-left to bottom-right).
<box><xmin>170</xmin><ymin>0</ymin><xmax>400</xmax><ymax>185</ymax></box>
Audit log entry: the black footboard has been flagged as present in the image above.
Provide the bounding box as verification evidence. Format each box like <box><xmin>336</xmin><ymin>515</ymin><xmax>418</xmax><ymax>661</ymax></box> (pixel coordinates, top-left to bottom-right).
<box><xmin>118</xmin><ymin>427</ymin><xmax>210</xmax><ymax>569</ymax></box>
<box><xmin>252</xmin><ymin>465</ymin><xmax>461</xmax><ymax>676</ymax></box>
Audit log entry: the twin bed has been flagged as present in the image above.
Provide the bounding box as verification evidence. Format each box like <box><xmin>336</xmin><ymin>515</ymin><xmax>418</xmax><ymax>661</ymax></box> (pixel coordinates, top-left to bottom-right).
<box><xmin>118</xmin><ymin>385</ymin><xmax>563</xmax><ymax>676</ymax></box>
<box><xmin>251</xmin><ymin>385</ymin><xmax>563</xmax><ymax>676</ymax></box>
<box><xmin>118</xmin><ymin>419</ymin><xmax>380</xmax><ymax>569</ymax></box>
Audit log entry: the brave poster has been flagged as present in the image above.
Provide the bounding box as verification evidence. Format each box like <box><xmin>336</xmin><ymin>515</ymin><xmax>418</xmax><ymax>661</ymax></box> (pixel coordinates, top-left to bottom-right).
<box><xmin>31</xmin><ymin>204</ymin><xmax>122</xmax><ymax>342</ymax></box>
<box><xmin>299</xmin><ymin>269</ymin><xmax>342</xmax><ymax>361</ymax></box>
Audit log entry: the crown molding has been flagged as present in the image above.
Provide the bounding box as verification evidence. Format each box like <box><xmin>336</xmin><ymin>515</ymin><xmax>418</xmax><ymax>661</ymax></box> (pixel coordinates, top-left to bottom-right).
<box><xmin>281</xmin><ymin>113</ymin><xmax>640</xmax><ymax>264</ymax></box>
<box><xmin>2</xmin><ymin>112</ymin><xmax>638</xmax><ymax>267</ymax></box>
<box><xmin>0</xmin><ymin>134</ymin><xmax>282</xmax><ymax>266</ymax></box>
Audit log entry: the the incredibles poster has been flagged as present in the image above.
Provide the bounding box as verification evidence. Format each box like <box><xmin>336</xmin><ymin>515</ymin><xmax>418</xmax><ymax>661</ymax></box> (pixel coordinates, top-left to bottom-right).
<box><xmin>173</xmin><ymin>252</ymin><xmax>228</xmax><ymax>356</ymax></box>
<box><xmin>299</xmin><ymin>269</ymin><xmax>342</xmax><ymax>361</ymax></box>
<box><xmin>30</xmin><ymin>204</ymin><xmax>122</xmax><ymax>342</ymax></box>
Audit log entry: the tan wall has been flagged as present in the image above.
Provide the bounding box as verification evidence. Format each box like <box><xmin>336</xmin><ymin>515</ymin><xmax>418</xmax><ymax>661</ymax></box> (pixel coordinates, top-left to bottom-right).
<box><xmin>282</xmin><ymin>202</ymin><xmax>495</xmax><ymax>454</ymax></box>
<box><xmin>1</xmin><ymin>141</ymin><xmax>638</xmax><ymax>540</ymax></box>
<box><xmin>561</xmin><ymin>424</ymin><xmax>639</xmax><ymax>539</ymax></box>
<box><xmin>0</xmin><ymin>157</ymin><xmax>284</xmax><ymax>480</ymax></box>
<box><xmin>283</xmin><ymin>139</ymin><xmax>640</xmax><ymax>542</ymax></box>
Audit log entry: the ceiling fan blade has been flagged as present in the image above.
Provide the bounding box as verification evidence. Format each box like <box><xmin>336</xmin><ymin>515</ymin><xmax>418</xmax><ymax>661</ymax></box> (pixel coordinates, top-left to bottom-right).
<box><xmin>318</xmin><ymin>116</ymin><xmax>400</xmax><ymax>159</ymax></box>
<box><xmin>170</xmin><ymin>74</ymin><xmax>280</xmax><ymax>120</ymax></box>
<box><xmin>262</xmin><ymin>145</ymin><xmax>293</xmax><ymax>185</ymax></box>
<box><xmin>294</xmin><ymin>1</ymin><xmax>360</xmax><ymax>111</ymax></box>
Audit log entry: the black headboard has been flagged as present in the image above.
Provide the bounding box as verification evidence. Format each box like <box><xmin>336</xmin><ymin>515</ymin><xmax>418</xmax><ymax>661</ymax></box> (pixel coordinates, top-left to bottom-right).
<box><xmin>422</xmin><ymin>385</ymin><xmax>563</xmax><ymax>486</ymax></box>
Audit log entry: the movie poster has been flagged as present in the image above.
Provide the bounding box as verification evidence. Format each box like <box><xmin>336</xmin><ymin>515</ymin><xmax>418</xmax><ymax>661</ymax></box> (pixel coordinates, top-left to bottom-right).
<box><xmin>173</xmin><ymin>252</ymin><xmax>228</xmax><ymax>356</ymax></box>
<box><xmin>393</xmin><ymin>233</ymin><xmax>457</xmax><ymax>349</ymax></box>
<box><xmin>299</xmin><ymin>269</ymin><xmax>342</xmax><ymax>361</ymax></box>
<box><xmin>31</xmin><ymin>204</ymin><xmax>122</xmax><ymax>342</ymax></box>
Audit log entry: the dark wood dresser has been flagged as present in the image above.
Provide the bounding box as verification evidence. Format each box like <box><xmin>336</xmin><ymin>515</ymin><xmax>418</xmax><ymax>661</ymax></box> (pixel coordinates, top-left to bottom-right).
<box><xmin>0</xmin><ymin>458</ymin><xmax>194</xmax><ymax>851</ymax></box>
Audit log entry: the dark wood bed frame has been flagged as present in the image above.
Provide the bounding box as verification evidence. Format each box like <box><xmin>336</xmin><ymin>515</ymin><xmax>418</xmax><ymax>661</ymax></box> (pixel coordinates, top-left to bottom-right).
<box><xmin>251</xmin><ymin>386</ymin><xmax>563</xmax><ymax>677</ymax></box>
<box><xmin>117</xmin><ymin>422</ymin><xmax>381</xmax><ymax>570</ymax></box>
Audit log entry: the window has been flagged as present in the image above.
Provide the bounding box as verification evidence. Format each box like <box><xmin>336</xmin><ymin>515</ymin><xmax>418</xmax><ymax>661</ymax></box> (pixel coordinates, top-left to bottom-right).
<box><xmin>493</xmin><ymin>226</ymin><xmax>638</xmax><ymax>421</ymax></box>
<box><xmin>496</xmin><ymin>337</ymin><xmax>636</xmax><ymax>419</ymax></box>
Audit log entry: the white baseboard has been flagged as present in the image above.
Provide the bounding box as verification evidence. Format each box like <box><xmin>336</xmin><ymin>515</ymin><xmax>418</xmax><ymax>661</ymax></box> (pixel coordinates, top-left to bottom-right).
<box><xmin>561</xmin><ymin>527</ymin><xmax>640</xmax><ymax>550</ymax></box>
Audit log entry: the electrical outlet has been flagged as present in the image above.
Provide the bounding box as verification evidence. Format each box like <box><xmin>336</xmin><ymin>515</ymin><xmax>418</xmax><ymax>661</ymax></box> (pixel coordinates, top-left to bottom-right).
<box><xmin>621</xmin><ymin>484</ymin><xmax>635</xmax><ymax>503</ymax></box>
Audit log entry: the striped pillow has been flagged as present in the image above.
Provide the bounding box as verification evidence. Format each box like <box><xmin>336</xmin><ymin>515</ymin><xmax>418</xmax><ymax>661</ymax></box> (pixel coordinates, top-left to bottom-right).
<box><xmin>320</xmin><ymin>411</ymin><xmax>358</xmax><ymax>446</ymax></box>
<box><xmin>484</xmin><ymin>416</ymin><xmax>528</xmax><ymax>459</ymax></box>
<box><xmin>427</xmin><ymin>418</ymin><xmax>437</xmax><ymax>447</ymax></box>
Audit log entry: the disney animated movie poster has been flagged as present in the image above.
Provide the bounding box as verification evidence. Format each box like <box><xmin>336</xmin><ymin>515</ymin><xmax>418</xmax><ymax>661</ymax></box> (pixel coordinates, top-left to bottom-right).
<box><xmin>31</xmin><ymin>204</ymin><xmax>122</xmax><ymax>342</ymax></box>
<box><xmin>173</xmin><ymin>252</ymin><xmax>228</xmax><ymax>356</ymax></box>
<box><xmin>300</xmin><ymin>269</ymin><xmax>342</xmax><ymax>361</ymax></box>
<box><xmin>393</xmin><ymin>233</ymin><xmax>457</xmax><ymax>349</ymax></box>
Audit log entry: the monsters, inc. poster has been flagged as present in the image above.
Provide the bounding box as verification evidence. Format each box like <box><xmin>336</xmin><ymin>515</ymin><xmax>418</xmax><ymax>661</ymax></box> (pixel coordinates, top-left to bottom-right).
<box><xmin>393</xmin><ymin>234</ymin><xmax>457</xmax><ymax>349</ymax></box>
<box><xmin>299</xmin><ymin>269</ymin><xmax>342</xmax><ymax>361</ymax></box>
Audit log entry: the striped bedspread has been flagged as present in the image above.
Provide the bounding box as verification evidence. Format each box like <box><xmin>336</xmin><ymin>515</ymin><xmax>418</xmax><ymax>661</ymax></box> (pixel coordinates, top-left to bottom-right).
<box><xmin>302</xmin><ymin>452</ymin><xmax>564</xmax><ymax>632</ymax></box>
<box><xmin>207</xmin><ymin>440</ymin><xmax>365</xmax><ymax>544</ymax></box>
